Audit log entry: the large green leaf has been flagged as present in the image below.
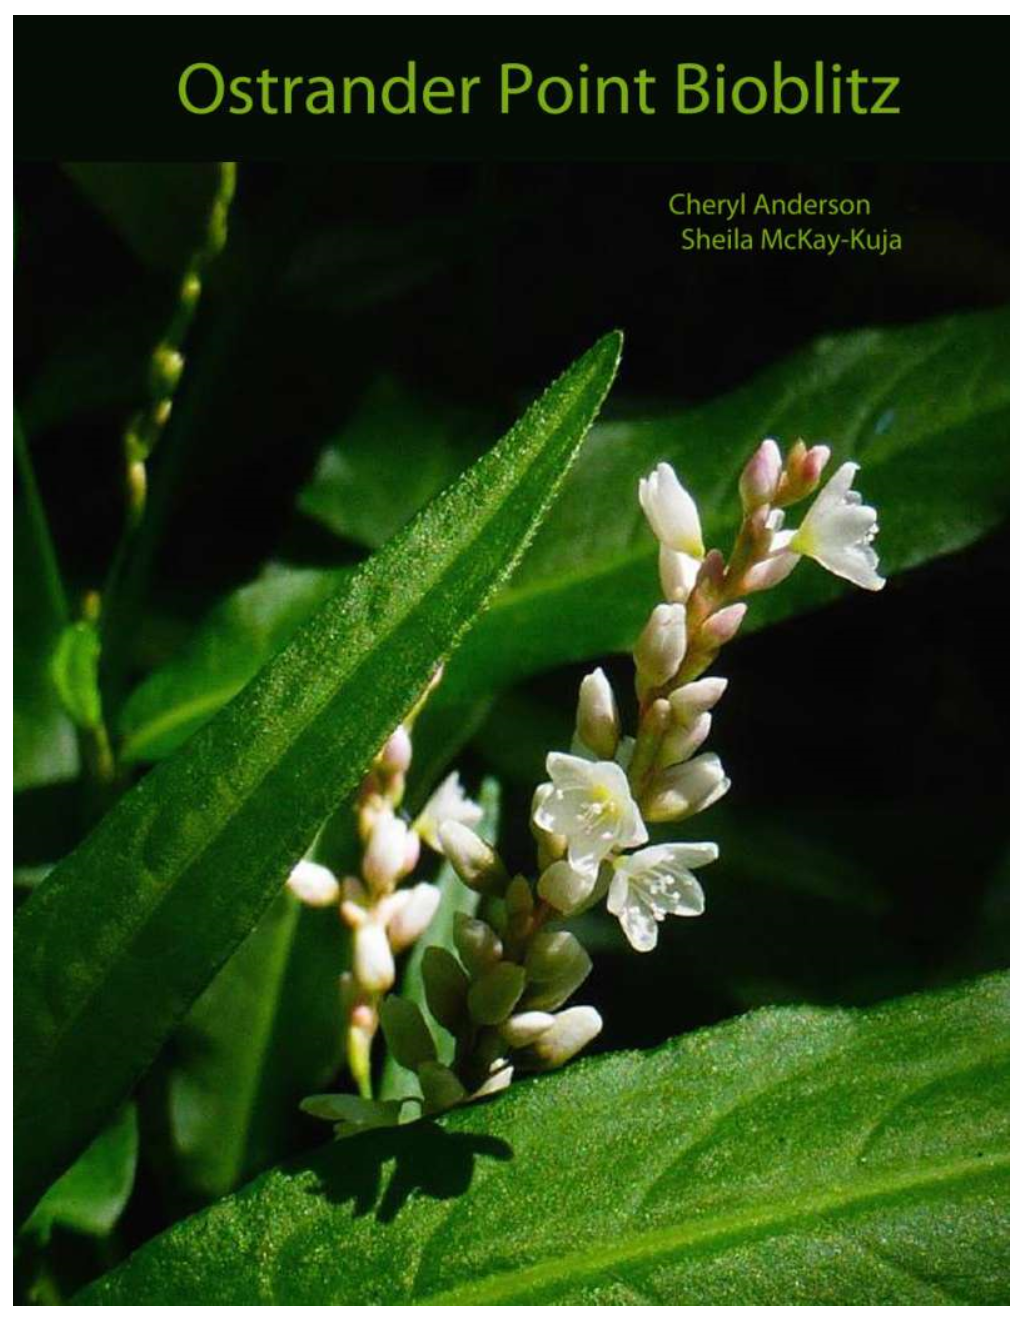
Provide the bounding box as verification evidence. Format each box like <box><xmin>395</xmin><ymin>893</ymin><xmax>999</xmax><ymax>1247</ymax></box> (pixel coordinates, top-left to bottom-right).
<box><xmin>165</xmin><ymin>890</ymin><xmax>345</xmax><ymax>1204</ymax></box>
<box><xmin>79</xmin><ymin>974</ymin><xmax>1007</xmax><ymax>1305</ymax></box>
<box><xmin>119</xmin><ymin>308</ymin><xmax>1007</xmax><ymax>762</ymax></box>
<box><xmin>297</xmin><ymin>374</ymin><xmax>492</xmax><ymax>549</ymax></box>
<box><xmin>13</xmin><ymin>331</ymin><xmax>622</xmax><ymax>1223</ymax></box>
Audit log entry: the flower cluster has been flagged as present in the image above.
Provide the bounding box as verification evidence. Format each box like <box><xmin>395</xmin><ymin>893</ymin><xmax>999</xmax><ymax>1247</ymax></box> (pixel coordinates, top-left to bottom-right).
<box><xmin>286</xmin><ymin>666</ymin><xmax>482</xmax><ymax>1096</ymax></box>
<box><xmin>302</xmin><ymin>439</ymin><xmax>883</xmax><ymax>1133</ymax></box>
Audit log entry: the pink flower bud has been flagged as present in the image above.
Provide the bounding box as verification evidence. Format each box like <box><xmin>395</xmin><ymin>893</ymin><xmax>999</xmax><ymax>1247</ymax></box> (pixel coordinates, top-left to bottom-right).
<box><xmin>739</xmin><ymin>438</ymin><xmax>782</xmax><ymax>511</ymax></box>
<box><xmin>362</xmin><ymin>811</ymin><xmax>412</xmax><ymax>893</ymax></box>
<box><xmin>700</xmin><ymin>603</ymin><xmax>747</xmax><ymax>648</ymax></box>
<box><xmin>386</xmin><ymin>882</ymin><xmax>441</xmax><ymax>952</ymax></box>
<box><xmin>801</xmin><ymin>444</ymin><xmax>831</xmax><ymax>491</ymax></box>
<box><xmin>378</xmin><ymin>725</ymin><xmax>412</xmax><ymax>774</ymax></box>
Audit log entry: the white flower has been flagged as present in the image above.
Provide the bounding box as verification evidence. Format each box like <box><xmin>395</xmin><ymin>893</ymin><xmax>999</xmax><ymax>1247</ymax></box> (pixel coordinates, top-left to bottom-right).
<box><xmin>533</xmin><ymin>753</ymin><xmax>647</xmax><ymax>877</ymax></box>
<box><xmin>286</xmin><ymin>859</ymin><xmax>340</xmax><ymax>908</ymax></box>
<box><xmin>658</xmin><ymin>544</ymin><xmax>701</xmax><ymax>604</ymax></box>
<box><xmin>639</xmin><ymin>462</ymin><xmax>705</xmax><ymax>558</ymax></box>
<box><xmin>784</xmin><ymin>461</ymin><xmax>885</xmax><ymax>592</ymax></box>
<box><xmin>414</xmin><ymin>772</ymin><xmax>483</xmax><ymax>852</ymax></box>
<box><xmin>607</xmin><ymin>842</ymin><xmax>717</xmax><ymax>952</ymax></box>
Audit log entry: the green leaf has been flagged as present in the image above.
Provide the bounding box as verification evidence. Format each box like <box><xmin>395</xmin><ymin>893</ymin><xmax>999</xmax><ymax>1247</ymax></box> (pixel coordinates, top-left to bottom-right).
<box><xmin>14</xmin><ymin>417</ymin><xmax>78</xmax><ymax>789</ymax></box>
<box><xmin>297</xmin><ymin>375</ymin><xmax>493</xmax><ymax>549</ymax></box>
<box><xmin>166</xmin><ymin>890</ymin><xmax>345</xmax><ymax>1204</ymax></box>
<box><xmin>13</xmin><ymin>331</ymin><xmax>622</xmax><ymax>1223</ymax></box>
<box><xmin>24</xmin><ymin>1106</ymin><xmax>137</xmax><ymax>1242</ymax></box>
<box><xmin>119</xmin><ymin>565</ymin><xmax>349</xmax><ymax>763</ymax></box>
<box><xmin>121</xmin><ymin>309</ymin><xmax>1007</xmax><ymax>763</ymax></box>
<box><xmin>443</xmin><ymin>306</ymin><xmax>1008</xmax><ymax>697</ymax></box>
<box><xmin>79</xmin><ymin>974</ymin><xmax>1007</xmax><ymax>1305</ymax></box>
<box><xmin>379</xmin><ymin>777</ymin><xmax>500</xmax><ymax>1103</ymax></box>
<box><xmin>51</xmin><ymin>621</ymin><xmax>103</xmax><ymax>731</ymax></box>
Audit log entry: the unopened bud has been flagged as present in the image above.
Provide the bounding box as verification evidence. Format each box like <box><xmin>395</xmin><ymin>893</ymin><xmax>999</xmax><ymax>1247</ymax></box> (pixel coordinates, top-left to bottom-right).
<box><xmin>638</xmin><ymin>463</ymin><xmax>705</xmax><ymax>557</ymax></box>
<box><xmin>468</xmin><ymin>961</ymin><xmax>527</xmax><ymax>1025</ymax></box>
<box><xmin>575</xmin><ymin>667</ymin><xmax>620</xmax><ymax>760</ymax></box>
<box><xmin>635</xmin><ymin>603</ymin><xmax>687</xmax><ymax>688</ymax></box>
<box><xmin>453</xmin><ymin>912</ymin><xmax>503</xmax><ymax>978</ymax></box>
<box><xmin>523</xmin><ymin>929</ymin><xmax>592</xmax><ymax>1011</ymax></box>
<box><xmin>438</xmin><ymin>821</ymin><xmax>509</xmax><ymax>895</ymax></box>
<box><xmin>699</xmin><ymin>603</ymin><xmax>747</xmax><ymax>649</ymax></box>
<box><xmin>363</xmin><ymin>811</ymin><xmax>413</xmax><ymax>893</ymax></box>
<box><xmin>286</xmin><ymin>859</ymin><xmax>340</xmax><ymax>908</ymax></box>
<box><xmin>417</xmin><ymin>1060</ymin><xmax>467</xmax><ymax>1113</ymax></box>
<box><xmin>658</xmin><ymin>711</ymin><xmax>712</xmax><ymax>769</ymax></box>
<box><xmin>422</xmin><ymin>946</ymin><xmax>470</xmax><ymax>1032</ymax></box>
<box><xmin>378</xmin><ymin>996</ymin><xmax>436</xmax><ymax>1071</ymax></box>
<box><xmin>500</xmin><ymin>1010</ymin><xmax>556</xmax><ymax>1048</ymax></box>
<box><xmin>523</xmin><ymin>1006</ymin><xmax>603</xmax><ymax>1070</ymax></box>
<box><xmin>537</xmin><ymin>860</ymin><xmax>599</xmax><ymax>915</ymax></box>
<box><xmin>378</xmin><ymin>724</ymin><xmax>412</xmax><ymax>774</ymax></box>
<box><xmin>386</xmin><ymin>883</ymin><xmax>440</xmax><ymax>953</ymax></box>
<box><xmin>151</xmin><ymin>345</ymin><xmax>184</xmax><ymax>396</ymax></box>
<box><xmin>643</xmin><ymin>752</ymin><xmax>730</xmax><ymax>823</ymax></box>
<box><xmin>777</xmin><ymin>440</ymin><xmax>831</xmax><ymax>505</ymax></box>
<box><xmin>658</xmin><ymin>545</ymin><xmax>700</xmax><ymax>605</ymax></box>
<box><xmin>696</xmin><ymin>549</ymin><xmax>727</xmax><ymax>595</ymax></box>
<box><xmin>739</xmin><ymin>438</ymin><xmax>783</xmax><ymax>512</ymax></box>
<box><xmin>669</xmin><ymin>677</ymin><xmax>728</xmax><ymax>726</ymax></box>
<box><xmin>801</xmin><ymin>444</ymin><xmax>831</xmax><ymax>491</ymax></box>
<box><xmin>353</xmin><ymin>921</ymin><xmax>396</xmax><ymax>992</ymax></box>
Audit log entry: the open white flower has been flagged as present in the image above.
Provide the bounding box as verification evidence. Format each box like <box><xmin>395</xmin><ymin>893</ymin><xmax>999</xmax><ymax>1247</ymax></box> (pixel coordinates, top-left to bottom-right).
<box><xmin>533</xmin><ymin>753</ymin><xmax>647</xmax><ymax>877</ymax></box>
<box><xmin>783</xmin><ymin>461</ymin><xmax>885</xmax><ymax>592</ymax></box>
<box><xmin>639</xmin><ymin>463</ymin><xmax>705</xmax><ymax>558</ymax></box>
<box><xmin>414</xmin><ymin>772</ymin><xmax>483</xmax><ymax>853</ymax></box>
<box><xmin>607</xmin><ymin>842</ymin><xmax>717</xmax><ymax>952</ymax></box>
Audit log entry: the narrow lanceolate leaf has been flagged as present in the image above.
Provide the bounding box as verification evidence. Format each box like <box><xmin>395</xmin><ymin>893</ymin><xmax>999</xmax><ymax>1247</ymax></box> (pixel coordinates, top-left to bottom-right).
<box><xmin>13</xmin><ymin>332</ymin><xmax>622</xmax><ymax>1224</ymax></box>
<box><xmin>79</xmin><ymin>974</ymin><xmax>1007</xmax><ymax>1305</ymax></box>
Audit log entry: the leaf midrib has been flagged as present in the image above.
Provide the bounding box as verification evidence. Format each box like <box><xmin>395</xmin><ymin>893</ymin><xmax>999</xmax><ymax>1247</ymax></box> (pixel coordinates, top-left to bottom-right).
<box><xmin>419</xmin><ymin>1150</ymin><xmax>1007</xmax><ymax>1305</ymax></box>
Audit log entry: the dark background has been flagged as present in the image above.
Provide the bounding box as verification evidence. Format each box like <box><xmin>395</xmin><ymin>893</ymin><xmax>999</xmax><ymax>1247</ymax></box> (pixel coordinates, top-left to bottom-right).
<box><xmin>13</xmin><ymin>12</ymin><xmax>1009</xmax><ymax>1292</ymax></box>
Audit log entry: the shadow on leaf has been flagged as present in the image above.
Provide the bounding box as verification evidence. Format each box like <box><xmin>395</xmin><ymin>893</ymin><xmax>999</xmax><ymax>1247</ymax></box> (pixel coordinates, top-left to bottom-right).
<box><xmin>303</xmin><ymin>1119</ymin><xmax>513</xmax><ymax>1224</ymax></box>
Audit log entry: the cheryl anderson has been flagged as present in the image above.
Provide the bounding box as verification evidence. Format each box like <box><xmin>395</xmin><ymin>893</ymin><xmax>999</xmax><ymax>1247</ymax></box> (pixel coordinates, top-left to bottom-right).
<box><xmin>668</xmin><ymin>192</ymin><xmax>872</xmax><ymax>218</ymax></box>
